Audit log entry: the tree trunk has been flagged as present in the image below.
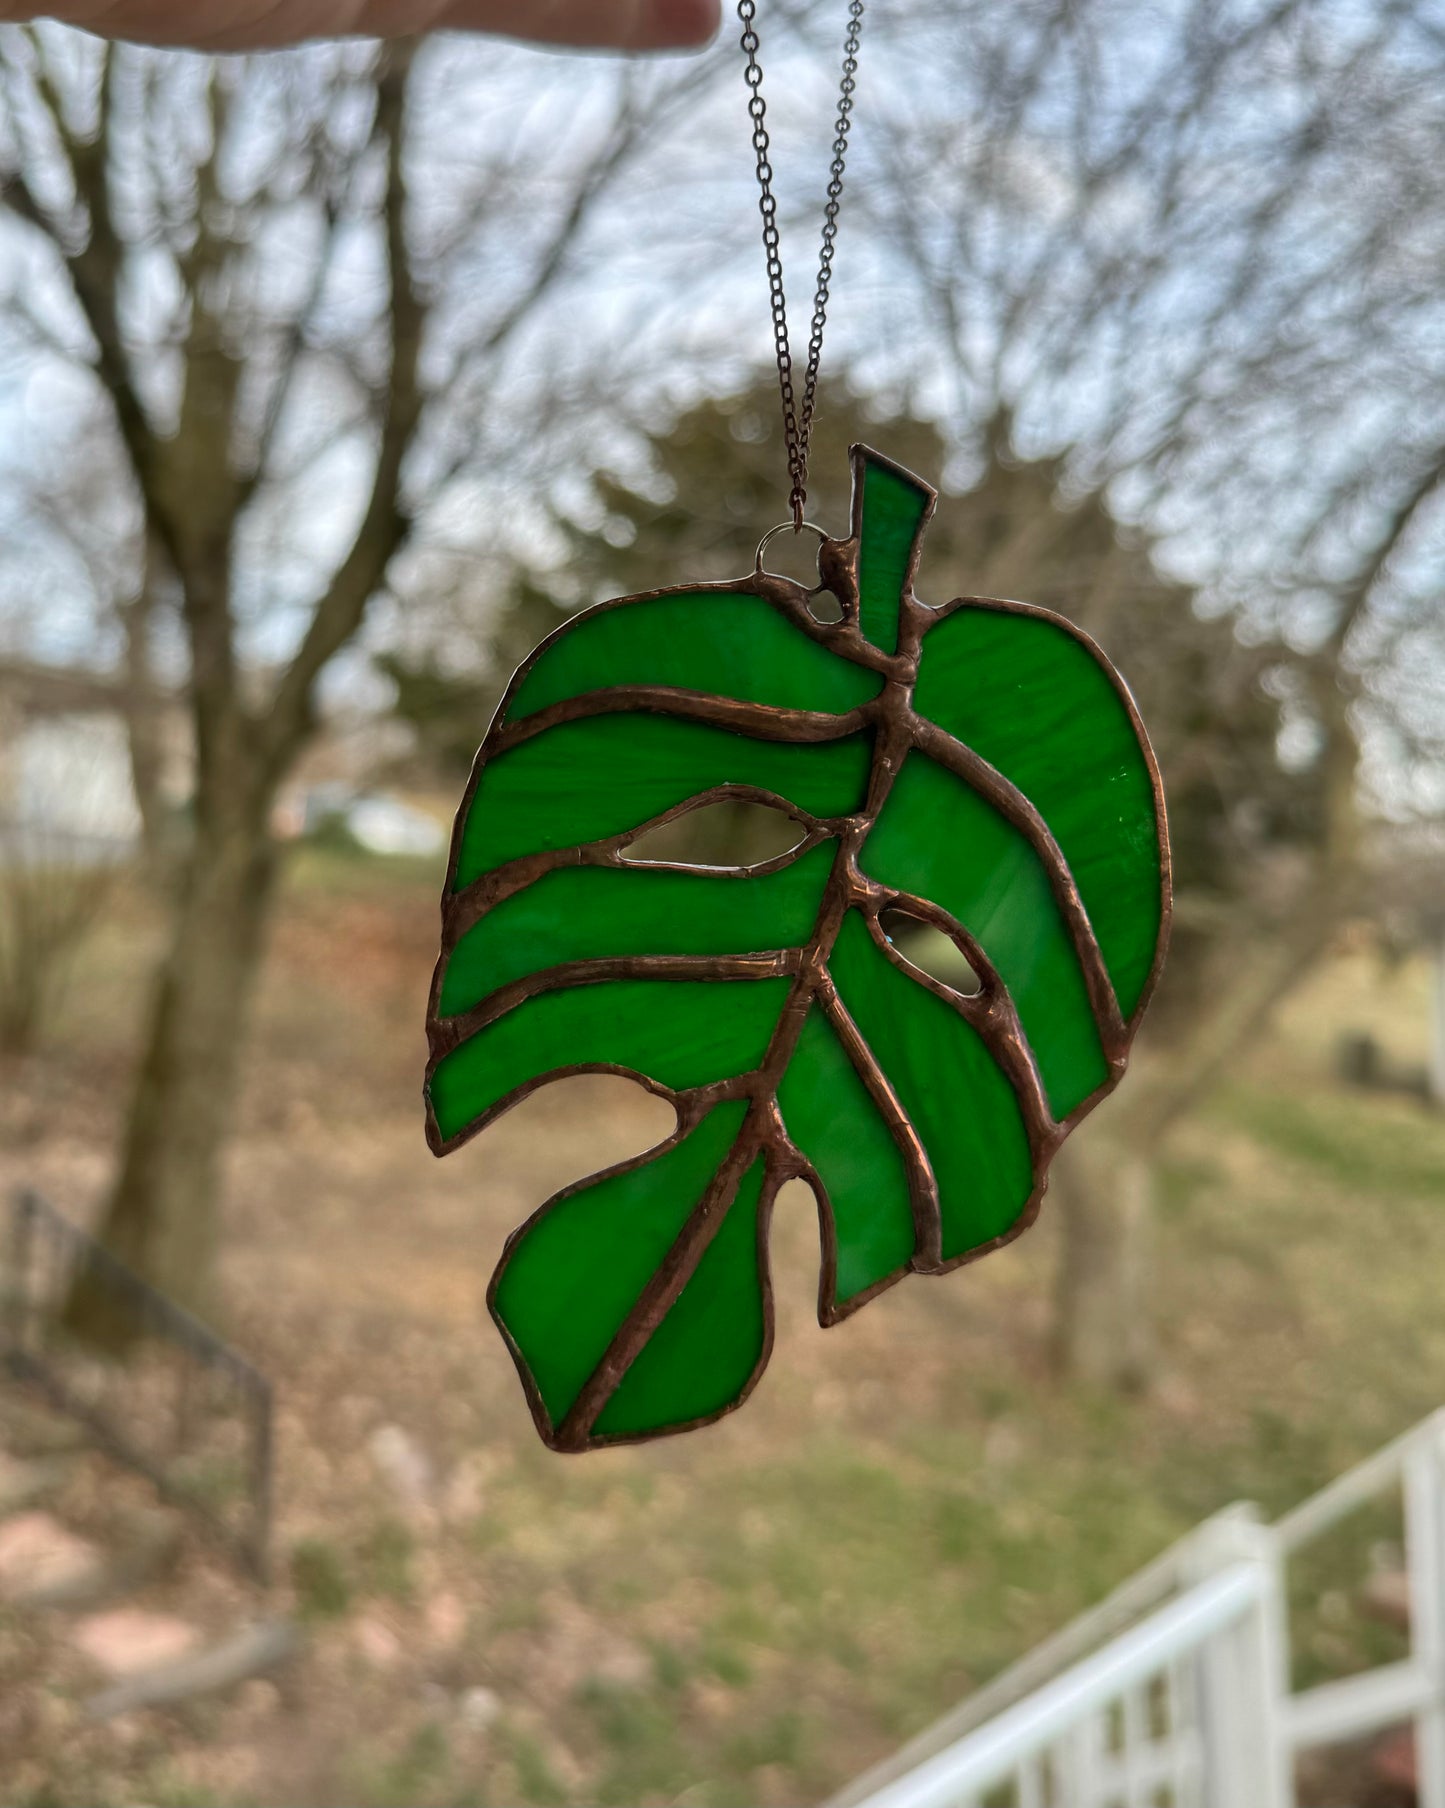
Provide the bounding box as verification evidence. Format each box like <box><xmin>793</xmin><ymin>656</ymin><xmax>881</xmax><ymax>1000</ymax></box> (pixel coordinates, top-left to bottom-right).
<box><xmin>71</xmin><ymin>775</ymin><xmax>277</xmax><ymax>1333</ymax></box>
<box><xmin>1430</xmin><ymin>929</ymin><xmax>1445</xmax><ymax>1112</ymax></box>
<box><xmin>118</xmin><ymin>534</ymin><xmax>178</xmax><ymax>884</ymax></box>
<box><xmin>1050</xmin><ymin>1136</ymin><xmax>1155</xmax><ymax>1390</ymax></box>
<box><xmin>123</xmin><ymin>694</ymin><xmax>174</xmax><ymax>882</ymax></box>
<box><xmin>1048</xmin><ymin>893</ymin><xmax>1348</xmax><ymax>1392</ymax></box>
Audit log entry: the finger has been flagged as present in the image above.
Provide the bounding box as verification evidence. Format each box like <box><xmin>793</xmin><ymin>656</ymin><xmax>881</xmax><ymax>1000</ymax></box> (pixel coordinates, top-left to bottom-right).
<box><xmin>413</xmin><ymin>0</ymin><xmax>722</xmax><ymax>49</ymax></box>
<box><xmin>0</xmin><ymin>0</ymin><xmax>722</xmax><ymax>51</ymax></box>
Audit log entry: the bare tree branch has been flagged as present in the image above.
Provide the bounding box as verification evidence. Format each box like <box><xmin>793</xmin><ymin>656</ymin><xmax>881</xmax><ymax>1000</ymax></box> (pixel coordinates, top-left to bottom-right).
<box><xmin>259</xmin><ymin>40</ymin><xmax>424</xmax><ymax>780</ymax></box>
<box><xmin>0</xmin><ymin>43</ymin><xmax>187</xmax><ymax>575</ymax></box>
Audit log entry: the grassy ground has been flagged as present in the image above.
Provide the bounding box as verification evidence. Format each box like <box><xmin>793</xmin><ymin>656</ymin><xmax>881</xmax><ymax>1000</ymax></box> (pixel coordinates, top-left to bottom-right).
<box><xmin>2</xmin><ymin>849</ymin><xmax>1443</xmax><ymax>1805</ymax></box>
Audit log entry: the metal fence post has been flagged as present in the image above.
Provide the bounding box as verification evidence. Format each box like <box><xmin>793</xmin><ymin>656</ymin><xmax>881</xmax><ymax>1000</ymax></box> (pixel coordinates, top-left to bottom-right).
<box><xmin>1406</xmin><ymin>1419</ymin><xmax>1445</xmax><ymax>1808</ymax></box>
<box><xmin>1189</xmin><ymin>1511</ymin><xmax>1293</xmax><ymax>1808</ymax></box>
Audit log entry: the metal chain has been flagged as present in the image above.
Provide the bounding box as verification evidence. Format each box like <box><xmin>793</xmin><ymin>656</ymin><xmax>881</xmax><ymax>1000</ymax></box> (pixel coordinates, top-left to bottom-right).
<box><xmin>738</xmin><ymin>0</ymin><xmax>865</xmax><ymax>530</ymax></box>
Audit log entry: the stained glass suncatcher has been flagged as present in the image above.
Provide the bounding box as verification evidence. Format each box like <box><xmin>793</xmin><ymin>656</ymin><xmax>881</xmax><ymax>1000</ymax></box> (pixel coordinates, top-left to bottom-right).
<box><xmin>426</xmin><ymin>445</ymin><xmax>1169</xmax><ymax>1451</ymax></box>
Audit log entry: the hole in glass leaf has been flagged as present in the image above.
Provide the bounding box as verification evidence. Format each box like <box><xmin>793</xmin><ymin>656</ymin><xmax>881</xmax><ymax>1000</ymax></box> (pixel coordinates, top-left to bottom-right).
<box><xmin>620</xmin><ymin>799</ymin><xmax>807</xmax><ymax>870</ymax></box>
<box><xmin>500</xmin><ymin>1075</ymin><xmax>678</xmax><ymax>1190</ymax></box>
<box><xmin>770</xmin><ymin>1176</ymin><xmax>828</xmax><ymax>1349</ymax></box>
<box><xmin>879</xmin><ymin>907</ymin><xmax>981</xmax><ymax>995</ymax></box>
<box><xmin>807</xmin><ymin>588</ymin><xmax>845</xmax><ymax>624</ymax></box>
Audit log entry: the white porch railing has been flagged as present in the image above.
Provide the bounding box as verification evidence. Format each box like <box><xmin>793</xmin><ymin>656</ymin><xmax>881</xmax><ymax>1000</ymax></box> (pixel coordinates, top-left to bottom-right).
<box><xmin>836</xmin><ymin>1407</ymin><xmax>1445</xmax><ymax>1808</ymax></box>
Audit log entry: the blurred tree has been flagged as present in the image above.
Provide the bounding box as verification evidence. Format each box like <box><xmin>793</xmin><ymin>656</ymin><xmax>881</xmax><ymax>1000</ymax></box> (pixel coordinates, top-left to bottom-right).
<box><xmin>384</xmin><ymin>379</ymin><xmax>958</xmax><ymax>785</ymax></box>
<box><xmin>0</xmin><ymin>826</ymin><xmax>120</xmax><ymax>1058</ymax></box>
<box><xmin>0</xmin><ymin>29</ymin><xmax>717</xmax><ymax>1321</ymax></box>
<box><xmin>866</xmin><ymin>0</ymin><xmax>1445</xmax><ymax>1385</ymax></box>
<box><xmin>378</xmin><ymin>578</ymin><xmax>570</xmax><ymax>780</ymax></box>
<box><xmin>547</xmin><ymin>374</ymin><xmax>955</xmax><ymax>595</ymax></box>
<box><xmin>0</xmin><ymin>443</ymin><xmax>177</xmax><ymax>873</ymax></box>
<box><xmin>374</xmin><ymin>651</ymin><xmax>494</xmax><ymax>781</ymax></box>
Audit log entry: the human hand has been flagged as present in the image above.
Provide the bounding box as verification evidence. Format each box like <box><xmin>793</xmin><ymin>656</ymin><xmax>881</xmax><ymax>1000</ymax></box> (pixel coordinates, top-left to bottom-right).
<box><xmin>0</xmin><ymin>0</ymin><xmax>721</xmax><ymax>52</ymax></box>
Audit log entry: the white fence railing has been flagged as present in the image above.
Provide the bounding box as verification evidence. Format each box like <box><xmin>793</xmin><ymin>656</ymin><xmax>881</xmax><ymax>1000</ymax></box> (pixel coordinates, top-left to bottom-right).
<box><xmin>838</xmin><ymin>1408</ymin><xmax>1445</xmax><ymax>1808</ymax></box>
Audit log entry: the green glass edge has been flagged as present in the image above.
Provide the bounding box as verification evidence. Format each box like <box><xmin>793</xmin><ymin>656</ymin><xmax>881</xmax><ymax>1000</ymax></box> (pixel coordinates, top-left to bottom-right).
<box><xmin>829</xmin><ymin>910</ymin><xmax>1034</xmax><ymax>1261</ymax></box>
<box><xmin>592</xmin><ymin>1149</ymin><xmax>768</xmax><ymax>1438</ymax></box>
<box><xmin>857</xmin><ymin>456</ymin><xmax>931</xmax><ymax>654</ymax></box>
<box><xmin>494</xmin><ymin>1100</ymin><xmax>751</xmax><ymax>1428</ymax></box>
<box><xmin>915</xmin><ymin>606</ymin><xmax>1162</xmax><ymax>1018</ymax></box>
<box><xmin>439</xmin><ymin>842</ymin><xmax>835</xmax><ymax>1019</ymax></box>
<box><xmin>775</xmin><ymin>1004</ymin><xmax>916</xmax><ymax>1305</ymax></box>
<box><xmin>507</xmin><ymin>591</ymin><xmax>882</xmax><ymax>723</ymax></box>
<box><xmin>428</xmin><ymin>975</ymin><xmax>792</xmax><ymax>1144</ymax></box>
<box><xmin>454</xmin><ymin>716</ymin><xmax>872</xmax><ymax>888</ymax></box>
<box><xmin>861</xmin><ymin>753</ymin><xmax>1109</xmax><ymax>1121</ymax></box>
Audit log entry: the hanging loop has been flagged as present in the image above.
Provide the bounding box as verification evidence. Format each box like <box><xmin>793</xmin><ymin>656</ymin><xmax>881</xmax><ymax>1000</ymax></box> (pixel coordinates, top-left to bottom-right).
<box><xmin>755</xmin><ymin>519</ymin><xmax>829</xmax><ymax>581</ymax></box>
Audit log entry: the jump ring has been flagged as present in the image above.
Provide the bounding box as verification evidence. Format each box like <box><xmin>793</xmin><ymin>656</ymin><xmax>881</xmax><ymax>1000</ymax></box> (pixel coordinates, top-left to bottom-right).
<box><xmin>754</xmin><ymin>519</ymin><xmax>830</xmax><ymax>581</ymax></box>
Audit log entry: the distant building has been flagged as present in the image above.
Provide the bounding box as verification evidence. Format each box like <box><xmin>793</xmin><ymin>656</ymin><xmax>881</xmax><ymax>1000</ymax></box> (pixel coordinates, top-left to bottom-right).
<box><xmin>0</xmin><ymin>657</ymin><xmax>444</xmax><ymax>865</ymax></box>
<box><xmin>0</xmin><ymin>659</ymin><xmax>185</xmax><ymax>865</ymax></box>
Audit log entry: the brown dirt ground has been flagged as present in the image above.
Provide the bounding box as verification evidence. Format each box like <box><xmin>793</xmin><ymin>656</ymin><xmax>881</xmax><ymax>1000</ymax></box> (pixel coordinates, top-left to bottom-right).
<box><xmin>2</xmin><ymin>860</ymin><xmax>1443</xmax><ymax>1805</ymax></box>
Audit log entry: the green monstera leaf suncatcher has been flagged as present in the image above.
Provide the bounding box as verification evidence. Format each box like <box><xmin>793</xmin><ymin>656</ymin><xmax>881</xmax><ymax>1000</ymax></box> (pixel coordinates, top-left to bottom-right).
<box><xmin>425</xmin><ymin>447</ymin><xmax>1169</xmax><ymax>1451</ymax></box>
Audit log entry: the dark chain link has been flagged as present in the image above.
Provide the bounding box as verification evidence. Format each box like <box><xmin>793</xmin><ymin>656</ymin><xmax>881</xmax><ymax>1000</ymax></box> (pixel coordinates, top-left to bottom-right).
<box><xmin>738</xmin><ymin>0</ymin><xmax>865</xmax><ymax>530</ymax></box>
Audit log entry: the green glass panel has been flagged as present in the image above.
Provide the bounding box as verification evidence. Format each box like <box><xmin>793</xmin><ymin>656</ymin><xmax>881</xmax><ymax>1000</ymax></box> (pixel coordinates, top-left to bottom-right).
<box><xmin>428</xmin><ymin>445</ymin><xmax>1170</xmax><ymax>1449</ymax></box>
<box><xmin>858</xmin><ymin>456</ymin><xmax>931</xmax><ymax>654</ymax></box>
<box><xmin>428</xmin><ymin>976</ymin><xmax>791</xmax><ymax>1144</ymax></box>
<box><xmin>915</xmin><ymin>606</ymin><xmax>1162</xmax><ymax>1018</ymax></box>
<box><xmin>861</xmin><ymin>753</ymin><xmax>1108</xmax><ymax>1122</ymax></box>
<box><xmin>829</xmin><ymin>909</ymin><xmax>1033</xmax><ymax>1261</ymax></box>
<box><xmin>493</xmin><ymin>1101</ymin><xmax>750</xmax><ymax>1429</ymax></box>
<box><xmin>439</xmin><ymin>842</ymin><xmax>833</xmax><ymax>1019</ymax></box>
<box><xmin>592</xmin><ymin>1151</ymin><xmax>768</xmax><ymax>1438</ymax></box>
<box><xmin>776</xmin><ymin>1005</ymin><xmax>916</xmax><ymax>1305</ymax></box>
<box><xmin>455</xmin><ymin>716</ymin><xmax>873</xmax><ymax>888</ymax></box>
<box><xmin>508</xmin><ymin>591</ymin><xmax>882</xmax><ymax>723</ymax></box>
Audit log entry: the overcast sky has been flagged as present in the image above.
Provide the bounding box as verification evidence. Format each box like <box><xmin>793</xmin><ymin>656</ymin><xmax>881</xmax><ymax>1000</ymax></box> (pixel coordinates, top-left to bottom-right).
<box><xmin>0</xmin><ymin>0</ymin><xmax>1441</xmax><ymax>813</ymax></box>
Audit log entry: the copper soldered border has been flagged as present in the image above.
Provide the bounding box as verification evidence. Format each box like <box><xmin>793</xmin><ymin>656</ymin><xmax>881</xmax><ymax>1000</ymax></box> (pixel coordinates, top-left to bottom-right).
<box><xmin>424</xmin><ymin>443</ymin><xmax>1172</xmax><ymax>1453</ymax></box>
